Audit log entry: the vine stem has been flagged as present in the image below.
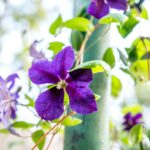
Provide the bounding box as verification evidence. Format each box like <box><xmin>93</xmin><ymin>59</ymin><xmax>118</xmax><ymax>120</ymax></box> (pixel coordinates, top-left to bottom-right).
<box><xmin>140</xmin><ymin>37</ymin><xmax>150</xmax><ymax>80</ymax></box>
<box><xmin>139</xmin><ymin>141</ymin><xmax>144</xmax><ymax>150</ymax></box>
<box><xmin>31</xmin><ymin>111</ymin><xmax>75</xmax><ymax>150</ymax></box>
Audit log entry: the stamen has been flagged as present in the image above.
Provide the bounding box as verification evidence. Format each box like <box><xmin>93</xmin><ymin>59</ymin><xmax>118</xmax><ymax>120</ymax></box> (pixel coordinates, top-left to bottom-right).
<box><xmin>57</xmin><ymin>80</ymin><xmax>66</xmax><ymax>89</ymax></box>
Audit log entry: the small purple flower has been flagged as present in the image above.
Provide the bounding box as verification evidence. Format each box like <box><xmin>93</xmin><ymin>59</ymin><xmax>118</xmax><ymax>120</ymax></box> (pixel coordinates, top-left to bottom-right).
<box><xmin>29</xmin><ymin>46</ymin><xmax>97</xmax><ymax>121</ymax></box>
<box><xmin>123</xmin><ymin>112</ymin><xmax>142</xmax><ymax>131</ymax></box>
<box><xmin>87</xmin><ymin>0</ymin><xmax>127</xmax><ymax>19</ymax></box>
<box><xmin>0</xmin><ymin>74</ymin><xmax>19</xmax><ymax>127</ymax></box>
<box><xmin>30</xmin><ymin>40</ymin><xmax>46</xmax><ymax>63</ymax></box>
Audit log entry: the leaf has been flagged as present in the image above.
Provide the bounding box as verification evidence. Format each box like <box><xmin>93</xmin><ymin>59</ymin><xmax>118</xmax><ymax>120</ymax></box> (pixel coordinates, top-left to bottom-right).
<box><xmin>99</xmin><ymin>13</ymin><xmax>128</xmax><ymax>25</ymax></box>
<box><xmin>71</xmin><ymin>60</ymin><xmax>110</xmax><ymax>74</ymax></box>
<box><xmin>49</xmin><ymin>15</ymin><xmax>63</xmax><ymax>35</ymax></box>
<box><xmin>117</xmin><ymin>15</ymin><xmax>139</xmax><ymax>38</ymax></box>
<box><xmin>63</xmin><ymin>17</ymin><xmax>93</xmax><ymax>32</ymax></box>
<box><xmin>32</xmin><ymin>130</ymin><xmax>45</xmax><ymax>150</ymax></box>
<box><xmin>48</xmin><ymin>41</ymin><xmax>64</xmax><ymax>55</ymax></box>
<box><xmin>25</xmin><ymin>94</ymin><xmax>34</xmax><ymax>107</ymax></box>
<box><xmin>128</xmin><ymin>124</ymin><xmax>143</xmax><ymax>146</ymax></box>
<box><xmin>103</xmin><ymin>48</ymin><xmax>115</xmax><ymax>68</ymax></box>
<box><xmin>10</xmin><ymin>121</ymin><xmax>34</xmax><ymax>129</ymax></box>
<box><xmin>111</xmin><ymin>75</ymin><xmax>122</xmax><ymax>97</ymax></box>
<box><xmin>61</xmin><ymin>116</ymin><xmax>82</xmax><ymax>126</ymax></box>
<box><xmin>117</xmin><ymin>49</ymin><xmax>128</xmax><ymax>66</ymax></box>
<box><xmin>0</xmin><ymin>129</ymin><xmax>9</xmax><ymax>134</ymax></box>
<box><xmin>122</xmin><ymin>105</ymin><xmax>143</xmax><ymax>115</ymax></box>
<box><xmin>64</xmin><ymin>91</ymin><xmax>69</xmax><ymax>105</ymax></box>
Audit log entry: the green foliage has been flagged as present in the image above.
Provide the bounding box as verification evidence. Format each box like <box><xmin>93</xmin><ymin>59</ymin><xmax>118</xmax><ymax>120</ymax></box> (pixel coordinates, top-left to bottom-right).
<box><xmin>25</xmin><ymin>94</ymin><xmax>34</xmax><ymax>107</ymax></box>
<box><xmin>71</xmin><ymin>60</ymin><xmax>110</xmax><ymax>74</ymax></box>
<box><xmin>48</xmin><ymin>41</ymin><xmax>64</xmax><ymax>55</ymax></box>
<box><xmin>71</xmin><ymin>30</ymin><xmax>84</xmax><ymax>51</ymax></box>
<box><xmin>63</xmin><ymin>17</ymin><xmax>93</xmax><ymax>32</ymax></box>
<box><xmin>94</xmin><ymin>93</ymin><xmax>101</xmax><ymax>101</ymax></box>
<box><xmin>128</xmin><ymin>124</ymin><xmax>143</xmax><ymax>146</ymax></box>
<box><xmin>10</xmin><ymin>121</ymin><xmax>34</xmax><ymax>129</ymax></box>
<box><xmin>111</xmin><ymin>75</ymin><xmax>122</xmax><ymax>97</ymax></box>
<box><xmin>117</xmin><ymin>14</ymin><xmax>139</xmax><ymax>38</ymax></box>
<box><xmin>117</xmin><ymin>49</ymin><xmax>128</xmax><ymax>66</ymax></box>
<box><xmin>32</xmin><ymin>130</ymin><xmax>45</xmax><ymax>150</ymax></box>
<box><xmin>99</xmin><ymin>13</ymin><xmax>128</xmax><ymax>25</ymax></box>
<box><xmin>61</xmin><ymin>116</ymin><xmax>82</xmax><ymax>126</ymax></box>
<box><xmin>103</xmin><ymin>48</ymin><xmax>115</xmax><ymax>68</ymax></box>
<box><xmin>49</xmin><ymin>15</ymin><xmax>63</xmax><ymax>35</ymax></box>
<box><xmin>0</xmin><ymin>129</ymin><xmax>9</xmax><ymax>134</ymax></box>
<box><xmin>122</xmin><ymin>105</ymin><xmax>143</xmax><ymax>115</ymax></box>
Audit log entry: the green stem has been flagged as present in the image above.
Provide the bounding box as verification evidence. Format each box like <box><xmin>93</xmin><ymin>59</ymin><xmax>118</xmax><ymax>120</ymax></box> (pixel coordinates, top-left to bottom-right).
<box><xmin>140</xmin><ymin>141</ymin><xmax>144</xmax><ymax>150</ymax></box>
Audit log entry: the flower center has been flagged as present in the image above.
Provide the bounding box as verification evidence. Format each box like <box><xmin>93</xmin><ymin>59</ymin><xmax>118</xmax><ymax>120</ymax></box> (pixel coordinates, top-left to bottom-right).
<box><xmin>57</xmin><ymin>80</ymin><xmax>66</xmax><ymax>89</ymax></box>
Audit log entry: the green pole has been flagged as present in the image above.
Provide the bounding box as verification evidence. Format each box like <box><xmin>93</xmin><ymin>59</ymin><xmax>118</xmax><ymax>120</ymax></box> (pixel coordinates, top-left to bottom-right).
<box><xmin>64</xmin><ymin>0</ymin><xmax>110</xmax><ymax>150</ymax></box>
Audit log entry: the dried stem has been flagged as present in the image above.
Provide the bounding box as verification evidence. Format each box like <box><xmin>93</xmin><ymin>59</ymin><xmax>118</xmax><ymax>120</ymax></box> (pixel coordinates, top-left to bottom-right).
<box><xmin>31</xmin><ymin>111</ymin><xmax>75</xmax><ymax>150</ymax></box>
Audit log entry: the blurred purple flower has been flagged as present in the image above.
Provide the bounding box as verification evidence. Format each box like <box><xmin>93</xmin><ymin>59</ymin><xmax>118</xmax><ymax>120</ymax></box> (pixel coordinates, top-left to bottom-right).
<box><xmin>0</xmin><ymin>74</ymin><xmax>19</xmax><ymax>127</ymax></box>
<box><xmin>123</xmin><ymin>112</ymin><xmax>142</xmax><ymax>131</ymax></box>
<box><xmin>29</xmin><ymin>46</ymin><xmax>97</xmax><ymax>121</ymax></box>
<box><xmin>30</xmin><ymin>40</ymin><xmax>46</xmax><ymax>63</ymax></box>
<box><xmin>87</xmin><ymin>0</ymin><xmax>127</xmax><ymax>19</ymax></box>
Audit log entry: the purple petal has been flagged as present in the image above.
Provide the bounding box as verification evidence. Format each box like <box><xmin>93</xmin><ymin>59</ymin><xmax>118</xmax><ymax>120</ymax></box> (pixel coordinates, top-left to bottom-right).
<box><xmin>87</xmin><ymin>0</ymin><xmax>109</xmax><ymax>19</ymax></box>
<box><xmin>66</xmin><ymin>69</ymin><xmax>93</xmax><ymax>87</ymax></box>
<box><xmin>50</xmin><ymin>46</ymin><xmax>75</xmax><ymax>79</ymax></box>
<box><xmin>35</xmin><ymin>88</ymin><xmax>64</xmax><ymax>120</ymax></box>
<box><xmin>30</xmin><ymin>40</ymin><xmax>46</xmax><ymax>62</ymax></box>
<box><xmin>107</xmin><ymin>0</ymin><xmax>127</xmax><ymax>10</ymax></box>
<box><xmin>66</xmin><ymin>85</ymin><xmax>97</xmax><ymax>114</ymax></box>
<box><xmin>28</xmin><ymin>60</ymin><xmax>59</xmax><ymax>85</ymax></box>
<box><xmin>134</xmin><ymin>113</ymin><xmax>142</xmax><ymax>120</ymax></box>
<box><xmin>6</xmin><ymin>73</ymin><xmax>19</xmax><ymax>90</ymax></box>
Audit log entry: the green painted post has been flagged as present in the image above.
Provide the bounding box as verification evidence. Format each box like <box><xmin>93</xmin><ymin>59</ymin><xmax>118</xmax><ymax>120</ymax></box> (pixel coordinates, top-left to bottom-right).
<box><xmin>64</xmin><ymin>0</ymin><xmax>110</xmax><ymax>150</ymax></box>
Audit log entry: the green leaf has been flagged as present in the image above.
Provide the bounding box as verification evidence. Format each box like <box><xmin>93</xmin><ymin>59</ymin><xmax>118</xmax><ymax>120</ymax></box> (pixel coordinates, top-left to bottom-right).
<box><xmin>32</xmin><ymin>130</ymin><xmax>45</xmax><ymax>150</ymax></box>
<box><xmin>111</xmin><ymin>75</ymin><xmax>122</xmax><ymax>97</ymax></box>
<box><xmin>49</xmin><ymin>15</ymin><xmax>63</xmax><ymax>35</ymax></box>
<box><xmin>64</xmin><ymin>91</ymin><xmax>69</xmax><ymax>105</ymax></box>
<box><xmin>63</xmin><ymin>17</ymin><xmax>93</xmax><ymax>32</ymax></box>
<box><xmin>71</xmin><ymin>60</ymin><xmax>110</xmax><ymax>74</ymax></box>
<box><xmin>128</xmin><ymin>124</ymin><xmax>143</xmax><ymax>146</ymax></box>
<box><xmin>61</xmin><ymin>116</ymin><xmax>82</xmax><ymax>126</ymax></box>
<box><xmin>122</xmin><ymin>105</ymin><xmax>143</xmax><ymax>115</ymax></box>
<box><xmin>103</xmin><ymin>48</ymin><xmax>115</xmax><ymax>68</ymax></box>
<box><xmin>48</xmin><ymin>41</ymin><xmax>64</xmax><ymax>55</ymax></box>
<box><xmin>99</xmin><ymin>13</ymin><xmax>128</xmax><ymax>25</ymax></box>
<box><xmin>117</xmin><ymin>15</ymin><xmax>139</xmax><ymax>38</ymax></box>
<box><xmin>117</xmin><ymin>49</ymin><xmax>128</xmax><ymax>66</ymax></box>
<box><xmin>0</xmin><ymin>129</ymin><xmax>9</xmax><ymax>134</ymax></box>
<box><xmin>10</xmin><ymin>121</ymin><xmax>34</xmax><ymax>129</ymax></box>
<box><xmin>25</xmin><ymin>94</ymin><xmax>34</xmax><ymax>107</ymax></box>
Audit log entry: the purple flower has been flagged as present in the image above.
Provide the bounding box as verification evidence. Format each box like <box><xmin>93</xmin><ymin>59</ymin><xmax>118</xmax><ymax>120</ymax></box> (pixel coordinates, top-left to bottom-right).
<box><xmin>30</xmin><ymin>40</ymin><xmax>46</xmax><ymax>63</ymax></box>
<box><xmin>87</xmin><ymin>0</ymin><xmax>127</xmax><ymax>19</ymax></box>
<box><xmin>123</xmin><ymin>112</ymin><xmax>142</xmax><ymax>131</ymax></box>
<box><xmin>29</xmin><ymin>46</ymin><xmax>97</xmax><ymax>121</ymax></box>
<box><xmin>0</xmin><ymin>74</ymin><xmax>19</xmax><ymax>127</ymax></box>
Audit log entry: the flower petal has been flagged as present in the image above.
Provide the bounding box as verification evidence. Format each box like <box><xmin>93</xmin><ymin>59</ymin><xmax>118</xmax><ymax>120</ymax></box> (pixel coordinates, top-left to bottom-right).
<box><xmin>28</xmin><ymin>60</ymin><xmax>59</xmax><ymax>85</ymax></box>
<box><xmin>50</xmin><ymin>46</ymin><xmax>75</xmax><ymax>79</ymax></box>
<box><xmin>35</xmin><ymin>88</ymin><xmax>64</xmax><ymax>120</ymax></box>
<box><xmin>66</xmin><ymin>85</ymin><xmax>97</xmax><ymax>114</ymax></box>
<box><xmin>87</xmin><ymin>0</ymin><xmax>109</xmax><ymax>19</ymax></box>
<box><xmin>107</xmin><ymin>0</ymin><xmax>127</xmax><ymax>10</ymax></box>
<box><xmin>66</xmin><ymin>69</ymin><xmax>93</xmax><ymax>87</ymax></box>
<box><xmin>6</xmin><ymin>73</ymin><xmax>19</xmax><ymax>90</ymax></box>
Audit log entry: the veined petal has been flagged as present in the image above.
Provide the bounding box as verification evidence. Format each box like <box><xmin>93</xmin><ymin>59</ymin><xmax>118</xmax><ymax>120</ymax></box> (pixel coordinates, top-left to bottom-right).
<box><xmin>6</xmin><ymin>73</ymin><xmax>19</xmax><ymax>90</ymax></box>
<box><xmin>107</xmin><ymin>0</ymin><xmax>127</xmax><ymax>10</ymax></box>
<box><xmin>66</xmin><ymin>69</ymin><xmax>93</xmax><ymax>88</ymax></box>
<box><xmin>66</xmin><ymin>85</ymin><xmax>97</xmax><ymax>114</ymax></box>
<box><xmin>35</xmin><ymin>88</ymin><xmax>64</xmax><ymax>121</ymax></box>
<box><xmin>87</xmin><ymin>0</ymin><xmax>109</xmax><ymax>19</ymax></box>
<box><xmin>28</xmin><ymin>60</ymin><xmax>59</xmax><ymax>85</ymax></box>
<box><xmin>50</xmin><ymin>46</ymin><xmax>75</xmax><ymax>79</ymax></box>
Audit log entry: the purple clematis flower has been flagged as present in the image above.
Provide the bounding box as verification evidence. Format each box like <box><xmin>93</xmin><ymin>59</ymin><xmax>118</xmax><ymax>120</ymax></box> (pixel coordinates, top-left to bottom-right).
<box><xmin>123</xmin><ymin>112</ymin><xmax>142</xmax><ymax>131</ymax></box>
<box><xmin>0</xmin><ymin>74</ymin><xmax>19</xmax><ymax>127</ymax></box>
<box><xmin>30</xmin><ymin>40</ymin><xmax>46</xmax><ymax>63</ymax></box>
<box><xmin>29</xmin><ymin>46</ymin><xmax>97</xmax><ymax>121</ymax></box>
<box><xmin>87</xmin><ymin>0</ymin><xmax>127</xmax><ymax>19</ymax></box>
